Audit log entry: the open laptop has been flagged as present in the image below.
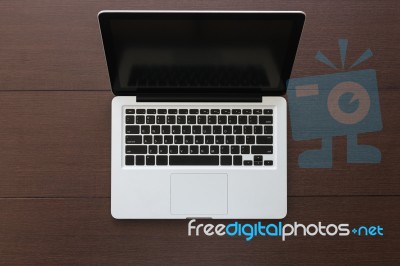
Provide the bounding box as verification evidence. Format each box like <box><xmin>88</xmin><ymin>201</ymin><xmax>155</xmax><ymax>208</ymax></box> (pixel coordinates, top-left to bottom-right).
<box><xmin>98</xmin><ymin>11</ymin><xmax>305</xmax><ymax>219</ymax></box>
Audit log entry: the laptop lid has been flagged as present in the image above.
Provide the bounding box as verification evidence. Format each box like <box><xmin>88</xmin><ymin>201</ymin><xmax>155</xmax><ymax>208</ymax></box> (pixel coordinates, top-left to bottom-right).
<box><xmin>98</xmin><ymin>11</ymin><xmax>305</xmax><ymax>97</ymax></box>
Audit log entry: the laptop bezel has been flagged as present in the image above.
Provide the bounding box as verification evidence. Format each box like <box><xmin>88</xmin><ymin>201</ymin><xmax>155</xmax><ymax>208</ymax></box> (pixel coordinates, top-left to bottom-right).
<box><xmin>98</xmin><ymin>11</ymin><xmax>305</xmax><ymax>97</ymax></box>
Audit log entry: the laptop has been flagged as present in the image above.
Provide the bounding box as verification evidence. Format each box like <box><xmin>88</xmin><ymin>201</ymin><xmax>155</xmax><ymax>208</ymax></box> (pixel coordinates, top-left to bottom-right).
<box><xmin>98</xmin><ymin>11</ymin><xmax>305</xmax><ymax>219</ymax></box>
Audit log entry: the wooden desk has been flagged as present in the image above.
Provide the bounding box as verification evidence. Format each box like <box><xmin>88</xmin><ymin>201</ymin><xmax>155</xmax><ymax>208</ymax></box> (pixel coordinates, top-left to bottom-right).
<box><xmin>0</xmin><ymin>0</ymin><xmax>399</xmax><ymax>264</ymax></box>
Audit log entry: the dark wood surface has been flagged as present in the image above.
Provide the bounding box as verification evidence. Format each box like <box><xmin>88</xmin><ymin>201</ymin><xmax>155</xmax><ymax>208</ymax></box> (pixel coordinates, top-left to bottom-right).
<box><xmin>0</xmin><ymin>0</ymin><xmax>399</xmax><ymax>265</ymax></box>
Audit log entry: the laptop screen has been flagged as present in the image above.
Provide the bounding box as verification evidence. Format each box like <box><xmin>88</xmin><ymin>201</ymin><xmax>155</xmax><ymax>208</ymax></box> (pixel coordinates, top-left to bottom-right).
<box><xmin>99</xmin><ymin>12</ymin><xmax>305</xmax><ymax>96</ymax></box>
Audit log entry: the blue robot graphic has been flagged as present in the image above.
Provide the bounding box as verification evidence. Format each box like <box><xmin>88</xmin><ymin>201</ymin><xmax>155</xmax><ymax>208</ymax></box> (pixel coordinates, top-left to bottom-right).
<box><xmin>287</xmin><ymin>39</ymin><xmax>382</xmax><ymax>168</ymax></box>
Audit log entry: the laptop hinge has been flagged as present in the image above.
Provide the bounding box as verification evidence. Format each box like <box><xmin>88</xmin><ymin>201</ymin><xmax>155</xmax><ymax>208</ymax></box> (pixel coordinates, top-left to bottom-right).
<box><xmin>136</xmin><ymin>94</ymin><xmax>262</xmax><ymax>102</ymax></box>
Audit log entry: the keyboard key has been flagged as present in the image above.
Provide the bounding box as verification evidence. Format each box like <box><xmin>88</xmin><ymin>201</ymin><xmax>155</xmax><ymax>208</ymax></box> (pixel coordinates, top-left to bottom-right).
<box><xmin>179</xmin><ymin>109</ymin><xmax>188</xmax><ymax>114</ymax></box>
<box><xmin>208</xmin><ymin>116</ymin><xmax>217</xmax><ymax>124</ymax></box>
<box><xmin>147</xmin><ymin>109</ymin><xmax>156</xmax><ymax>114</ymax></box>
<box><xmin>164</xmin><ymin>135</ymin><xmax>173</xmax><ymax>144</ymax></box>
<box><xmin>233</xmin><ymin>126</ymin><xmax>242</xmax><ymax>134</ymax></box>
<box><xmin>223</xmin><ymin>126</ymin><xmax>232</xmax><ymax>134</ymax></box>
<box><xmin>141</xmin><ymin>125</ymin><xmax>150</xmax><ymax>134</ymax></box>
<box><xmin>213</xmin><ymin>126</ymin><xmax>222</xmax><ymax>134</ymax></box>
<box><xmin>126</xmin><ymin>145</ymin><xmax>147</xmax><ymax>154</ymax></box>
<box><xmin>168</xmin><ymin>109</ymin><xmax>177</xmax><ymax>114</ymax></box>
<box><xmin>149</xmin><ymin>145</ymin><xmax>158</xmax><ymax>154</ymax></box>
<box><xmin>200</xmin><ymin>109</ymin><xmax>209</xmax><ymax>114</ymax></box>
<box><xmin>210</xmin><ymin>145</ymin><xmax>219</xmax><ymax>154</ymax></box>
<box><xmin>190</xmin><ymin>109</ymin><xmax>199</xmax><ymax>114</ymax></box>
<box><xmin>187</xmin><ymin>116</ymin><xmax>196</xmax><ymax>124</ymax></box>
<box><xmin>203</xmin><ymin>126</ymin><xmax>212</xmax><ymax>134</ymax></box>
<box><xmin>249</xmin><ymin>116</ymin><xmax>258</xmax><ymax>124</ymax></box>
<box><xmin>167</xmin><ymin>116</ymin><xmax>176</xmax><ymax>124</ymax></box>
<box><xmin>251</xmin><ymin>146</ymin><xmax>273</xmax><ymax>154</ymax></box>
<box><xmin>157</xmin><ymin>155</ymin><xmax>168</xmax><ymax>165</ymax></box>
<box><xmin>221</xmin><ymin>145</ymin><xmax>230</xmax><ymax>154</ymax></box>
<box><xmin>172</xmin><ymin>126</ymin><xmax>181</xmax><ymax>134</ymax></box>
<box><xmin>259</xmin><ymin>116</ymin><xmax>273</xmax><ymax>124</ymax></box>
<box><xmin>215</xmin><ymin>136</ymin><xmax>224</xmax><ymax>144</ymax></box>
<box><xmin>154</xmin><ymin>135</ymin><xmax>162</xmax><ymax>144</ymax></box>
<box><xmin>254</xmin><ymin>161</ymin><xmax>262</xmax><ymax>166</ymax></box>
<box><xmin>243</xmin><ymin>109</ymin><xmax>251</xmax><ymax>114</ymax></box>
<box><xmin>246</xmin><ymin>136</ymin><xmax>255</xmax><ymax>144</ymax></box>
<box><xmin>244</xmin><ymin>160</ymin><xmax>252</xmax><ymax>166</ymax></box>
<box><xmin>228</xmin><ymin>116</ymin><xmax>237</xmax><ymax>124</ymax></box>
<box><xmin>264</xmin><ymin>160</ymin><xmax>273</xmax><ymax>166</ymax></box>
<box><xmin>126</xmin><ymin>135</ymin><xmax>142</xmax><ymax>144</ymax></box>
<box><xmin>169</xmin><ymin>155</ymin><xmax>219</xmax><ymax>165</ymax></box>
<box><xmin>180</xmin><ymin>145</ymin><xmax>189</xmax><ymax>154</ymax></box>
<box><xmin>143</xmin><ymin>135</ymin><xmax>152</xmax><ymax>144</ymax></box>
<box><xmin>233</xmin><ymin>155</ymin><xmax>242</xmax><ymax>165</ymax></box>
<box><xmin>211</xmin><ymin>109</ymin><xmax>220</xmax><ymax>114</ymax></box>
<box><xmin>182</xmin><ymin>126</ymin><xmax>191</xmax><ymax>134</ymax></box>
<box><xmin>221</xmin><ymin>155</ymin><xmax>232</xmax><ymax>165</ymax></box>
<box><xmin>162</xmin><ymin>125</ymin><xmax>170</xmax><ymax>134</ymax></box>
<box><xmin>125</xmin><ymin>155</ymin><xmax>135</xmax><ymax>165</ymax></box>
<box><xmin>195</xmin><ymin>135</ymin><xmax>204</xmax><ymax>144</ymax></box>
<box><xmin>169</xmin><ymin>146</ymin><xmax>178</xmax><ymax>154</ymax></box>
<box><xmin>218</xmin><ymin>116</ymin><xmax>227</xmax><ymax>124</ymax></box>
<box><xmin>177</xmin><ymin>116</ymin><xmax>186</xmax><ymax>124</ymax></box>
<box><xmin>232</xmin><ymin>109</ymin><xmax>241</xmax><ymax>114</ymax></box>
<box><xmin>136</xmin><ymin>155</ymin><xmax>145</xmax><ymax>165</ymax></box>
<box><xmin>231</xmin><ymin>146</ymin><xmax>240</xmax><ymax>154</ymax></box>
<box><xmin>241</xmin><ymin>146</ymin><xmax>250</xmax><ymax>154</ymax></box>
<box><xmin>190</xmin><ymin>145</ymin><xmax>199</xmax><ymax>154</ymax></box>
<box><xmin>126</xmin><ymin>125</ymin><xmax>139</xmax><ymax>134</ymax></box>
<box><xmin>150</xmin><ymin>125</ymin><xmax>160</xmax><ymax>134</ymax></box>
<box><xmin>136</xmin><ymin>109</ymin><xmax>146</xmax><ymax>114</ymax></box>
<box><xmin>126</xmin><ymin>109</ymin><xmax>135</xmax><ymax>114</ymax></box>
<box><xmin>205</xmin><ymin>135</ymin><xmax>214</xmax><ymax>144</ymax></box>
<box><xmin>254</xmin><ymin>126</ymin><xmax>263</xmax><ymax>134</ymax></box>
<box><xmin>263</xmin><ymin>109</ymin><xmax>273</xmax><ymax>114</ymax></box>
<box><xmin>236</xmin><ymin>135</ymin><xmax>245</xmax><ymax>144</ymax></box>
<box><xmin>159</xmin><ymin>145</ymin><xmax>168</xmax><ymax>154</ymax></box>
<box><xmin>238</xmin><ymin>116</ymin><xmax>247</xmax><ymax>124</ymax></box>
<box><xmin>174</xmin><ymin>135</ymin><xmax>184</xmax><ymax>144</ymax></box>
<box><xmin>136</xmin><ymin>115</ymin><xmax>145</xmax><ymax>124</ymax></box>
<box><xmin>146</xmin><ymin>155</ymin><xmax>155</xmax><ymax>165</ymax></box>
<box><xmin>253</xmin><ymin>109</ymin><xmax>262</xmax><ymax>114</ymax></box>
<box><xmin>254</xmin><ymin>155</ymin><xmax>263</xmax><ymax>161</ymax></box>
<box><xmin>244</xmin><ymin>126</ymin><xmax>252</xmax><ymax>134</ymax></box>
<box><xmin>192</xmin><ymin>126</ymin><xmax>202</xmax><ymax>134</ymax></box>
<box><xmin>156</xmin><ymin>115</ymin><xmax>166</xmax><ymax>124</ymax></box>
<box><xmin>198</xmin><ymin>116</ymin><xmax>207</xmax><ymax>124</ymax></box>
<box><xmin>226</xmin><ymin>135</ymin><xmax>234</xmax><ymax>144</ymax></box>
<box><xmin>264</xmin><ymin>126</ymin><xmax>273</xmax><ymax>134</ymax></box>
<box><xmin>126</xmin><ymin>115</ymin><xmax>135</xmax><ymax>124</ymax></box>
<box><xmin>185</xmin><ymin>135</ymin><xmax>194</xmax><ymax>144</ymax></box>
<box><xmin>158</xmin><ymin>109</ymin><xmax>167</xmax><ymax>114</ymax></box>
<box><xmin>257</xmin><ymin>136</ymin><xmax>273</xmax><ymax>144</ymax></box>
<box><xmin>200</xmin><ymin>145</ymin><xmax>209</xmax><ymax>154</ymax></box>
<box><xmin>222</xmin><ymin>109</ymin><xmax>230</xmax><ymax>114</ymax></box>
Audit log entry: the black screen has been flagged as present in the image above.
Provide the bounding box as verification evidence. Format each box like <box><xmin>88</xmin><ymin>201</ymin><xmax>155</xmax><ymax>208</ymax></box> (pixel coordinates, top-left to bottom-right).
<box><xmin>99</xmin><ymin>12</ymin><xmax>304</xmax><ymax>96</ymax></box>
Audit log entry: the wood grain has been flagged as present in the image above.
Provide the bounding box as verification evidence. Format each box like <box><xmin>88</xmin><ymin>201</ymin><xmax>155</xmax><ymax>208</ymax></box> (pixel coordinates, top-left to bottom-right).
<box><xmin>0</xmin><ymin>90</ymin><xmax>398</xmax><ymax>197</ymax></box>
<box><xmin>0</xmin><ymin>0</ymin><xmax>398</xmax><ymax>91</ymax></box>
<box><xmin>0</xmin><ymin>1</ymin><xmax>399</xmax><ymax>264</ymax></box>
<box><xmin>0</xmin><ymin>197</ymin><xmax>398</xmax><ymax>265</ymax></box>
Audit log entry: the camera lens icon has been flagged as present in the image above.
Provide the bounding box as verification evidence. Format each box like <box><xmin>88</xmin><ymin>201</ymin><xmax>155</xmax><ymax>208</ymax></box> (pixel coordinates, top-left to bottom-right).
<box><xmin>327</xmin><ymin>81</ymin><xmax>371</xmax><ymax>125</ymax></box>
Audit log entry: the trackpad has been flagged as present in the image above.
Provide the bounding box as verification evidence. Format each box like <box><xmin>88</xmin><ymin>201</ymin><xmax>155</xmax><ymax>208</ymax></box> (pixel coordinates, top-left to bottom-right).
<box><xmin>171</xmin><ymin>173</ymin><xmax>228</xmax><ymax>215</ymax></box>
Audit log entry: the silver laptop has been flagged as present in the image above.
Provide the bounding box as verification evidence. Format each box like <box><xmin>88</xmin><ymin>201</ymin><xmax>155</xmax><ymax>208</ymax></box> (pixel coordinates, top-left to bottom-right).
<box><xmin>98</xmin><ymin>11</ymin><xmax>305</xmax><ymax>219</ymax></box>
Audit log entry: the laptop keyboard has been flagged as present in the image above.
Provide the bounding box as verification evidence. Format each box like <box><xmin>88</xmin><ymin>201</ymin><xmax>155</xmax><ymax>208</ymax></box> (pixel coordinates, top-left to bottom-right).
<box><xmin>124</xmin><ymin>108</ymin><xmax>274</xmax><ymax>166</ymax></box>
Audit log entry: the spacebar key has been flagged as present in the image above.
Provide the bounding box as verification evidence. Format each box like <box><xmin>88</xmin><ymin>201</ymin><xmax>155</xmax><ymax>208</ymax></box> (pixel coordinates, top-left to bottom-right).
<box><xmin>169</xmin><ymin>155</ymin><xmax>219</xmax><ymax>165</ymax></box>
